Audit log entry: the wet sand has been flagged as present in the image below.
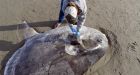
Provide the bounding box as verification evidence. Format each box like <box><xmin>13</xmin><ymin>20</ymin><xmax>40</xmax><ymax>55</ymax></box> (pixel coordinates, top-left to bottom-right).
<box><xmin>0</xmin><ymin>0</ymin><xmax>140</xmax><ymax>75</ymax></box>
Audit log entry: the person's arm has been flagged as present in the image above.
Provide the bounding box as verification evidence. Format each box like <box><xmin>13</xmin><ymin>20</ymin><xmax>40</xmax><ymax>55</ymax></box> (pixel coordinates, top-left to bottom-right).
<box><xmin>68</xmin><ymin>23</ymin><xmax>80</xmax><ymax>37</ymax></box>
<box><xmin>68</xmin><ymin>24</ymin><xmax>77</xmax><ymax>33</ymax></box>
<box><xmin>77</xmin><ymin>0</ymin><xmax>87</xmax><ymax>32</ymax></box>
<box><xmin>77</xmin><ymin>12</ymin><xmax>86</xmax><ymax>32</ymax></box>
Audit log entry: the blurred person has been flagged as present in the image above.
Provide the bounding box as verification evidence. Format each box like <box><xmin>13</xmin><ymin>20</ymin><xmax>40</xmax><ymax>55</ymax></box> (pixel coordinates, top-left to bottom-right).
<box><xmin>54</xmin><ymin>0</ymin><xmax>87</xmax><ymax>37</ymax></box>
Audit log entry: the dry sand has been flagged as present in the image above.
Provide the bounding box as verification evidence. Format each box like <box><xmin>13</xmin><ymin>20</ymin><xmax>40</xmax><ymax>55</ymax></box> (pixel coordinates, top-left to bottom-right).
<box><xmin>0</xmin><ymin>0</ymin><xmax>140</xmax><ymax>75</ymax></box>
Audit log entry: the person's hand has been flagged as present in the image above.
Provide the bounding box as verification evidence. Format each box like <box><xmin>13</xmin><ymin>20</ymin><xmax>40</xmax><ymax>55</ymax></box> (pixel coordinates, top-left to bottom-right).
<box><xmin>72</xmin><ymin>30</ymin><xmax>80</xmax><ymax>38</ymax></box>
<box><xmin>53</xmin><ymin>22</ymin><xmax>61</xmax><ymax>29</ymax></box>
<box><xmin>70</xmin><ymin>27</ymin><xmax>80</xmax><ymax>37</ymax></box>
<box><xmin>75</xmin><ymin>31</ymin><xmax>80</xmax><ymax>37</ymax></box>
<box><xmin>71</xmin><ymin>27</ymin><xmax>77</xmax><ymax>32</ymax></box>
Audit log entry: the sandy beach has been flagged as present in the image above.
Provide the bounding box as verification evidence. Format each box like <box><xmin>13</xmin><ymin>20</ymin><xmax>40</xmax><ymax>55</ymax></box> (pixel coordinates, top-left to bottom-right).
<box><xmin>0</xmin><ymin>0</ymin><xmax>140</xmax><ymax>75</ymax></box>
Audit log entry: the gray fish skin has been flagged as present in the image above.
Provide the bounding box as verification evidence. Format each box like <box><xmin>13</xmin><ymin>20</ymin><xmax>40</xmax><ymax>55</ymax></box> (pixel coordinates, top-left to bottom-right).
<box><xmin>22</xmin><ymin>21</ymin><xmax>38</xmax><ymax>39</ymax></box>
<box><xmin>4</xmin><ymin>26</ymin><xmax>109</xmax><ymax>75</ymax></box>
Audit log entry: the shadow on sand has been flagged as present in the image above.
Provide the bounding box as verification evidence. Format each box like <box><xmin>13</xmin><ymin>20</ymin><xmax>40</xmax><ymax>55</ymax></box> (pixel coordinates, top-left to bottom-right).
<box><xmin>0</xmin><ymin>20</ymin><xmax>58</xmax><ymax>31</ymax></box>
<box><xmin>0</xmin><ymin>40</ymin><xmax>25</xmax><ymax>75</ymax></box>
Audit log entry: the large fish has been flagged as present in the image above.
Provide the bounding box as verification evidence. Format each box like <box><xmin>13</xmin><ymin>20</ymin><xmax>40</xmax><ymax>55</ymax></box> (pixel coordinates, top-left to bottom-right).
<box><xmin>4</xmin><ymin>21</ymin><xmax>109</xmax><ymax>75</ymax></box>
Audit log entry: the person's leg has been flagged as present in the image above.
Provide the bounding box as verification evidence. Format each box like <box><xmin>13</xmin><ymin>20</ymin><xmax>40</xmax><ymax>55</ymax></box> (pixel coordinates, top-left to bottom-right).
<box><xmin>58</xmin><ymin>0</ymin><xmax>65</xmax><ymax>23</ymax></box>
<box><xmin>53</xmin><ymin>0</ymin><xmax>65</xmax><ymax>29</ymax></box>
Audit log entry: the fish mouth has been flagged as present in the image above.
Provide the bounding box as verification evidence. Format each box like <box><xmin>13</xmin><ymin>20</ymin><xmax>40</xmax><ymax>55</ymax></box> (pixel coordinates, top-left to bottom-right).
<box><xmin>70</xmin><ymin>40</ymin><xmax>80</xmax><ymax>45</ymax></box>
<box><xmin>65</xmin><ymin>34</ymin><xmax>101</xmax><ymax>56</ymax></box>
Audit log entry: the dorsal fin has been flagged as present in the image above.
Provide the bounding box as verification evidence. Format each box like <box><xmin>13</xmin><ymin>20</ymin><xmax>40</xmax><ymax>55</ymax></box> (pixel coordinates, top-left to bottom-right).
<box><xmin>22</xmin><ymin>21</ymin><xmax>38</xmax><ymax>39</ymax></box>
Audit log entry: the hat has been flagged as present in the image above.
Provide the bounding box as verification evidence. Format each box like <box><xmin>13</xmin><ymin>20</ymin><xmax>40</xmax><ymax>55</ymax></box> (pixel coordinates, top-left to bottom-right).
<box><xmin>65</xmin><ymin>6</ymin><xmax>78</xmax><ymax>18</ymax></box>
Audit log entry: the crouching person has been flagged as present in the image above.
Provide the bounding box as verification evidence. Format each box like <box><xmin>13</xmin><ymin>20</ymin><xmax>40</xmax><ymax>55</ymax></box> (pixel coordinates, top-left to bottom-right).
<box><xmin>54</xmin><ymin>0</ymin><xmax>87</xmax><ymax>37</ymax></box>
